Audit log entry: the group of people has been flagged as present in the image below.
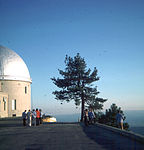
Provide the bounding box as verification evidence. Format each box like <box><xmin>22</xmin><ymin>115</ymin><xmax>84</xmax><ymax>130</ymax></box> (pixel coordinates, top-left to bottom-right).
<box><xmin>22</xmin><ymin>109</ymin><xmax>43</xmax><ymax>127</ymax></box>
<box><xmin>84</xmin><ymin>108</ymin><xmax>124</xmax><ymax>130</ymax></box>
<box><xmin>84</xmin><ymin>108</ymin><xmax>95</xmax><ymax>126</ymax></box>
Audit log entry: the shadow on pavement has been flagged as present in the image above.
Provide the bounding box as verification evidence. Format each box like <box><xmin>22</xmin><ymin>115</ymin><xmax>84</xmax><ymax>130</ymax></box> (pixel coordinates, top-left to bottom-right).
<box><xmin>80</xmin><ymin>123</ymin><xmax>144</xmax><ymax>150</ymax></box>
<box><xmin>0</xmin><ymin>117</ymin><xmax>23</xmax><ymax>128</ymax></box>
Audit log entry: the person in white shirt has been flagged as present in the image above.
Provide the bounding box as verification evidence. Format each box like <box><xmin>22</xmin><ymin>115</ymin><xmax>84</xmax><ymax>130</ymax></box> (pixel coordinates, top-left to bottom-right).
<box><xmin>27</xmin><ymin>109</ymin><xmax>32</xmax><ymax>126</ymax></box>
<box><xmin>39</xmin><ymin>109</ymin><xmax>43</xmax><ymax>124</ymax></box>
<box><xmin>32</xmin><ymin>109</ymin><xmax>36</xmax><ymax>126</ymax></box>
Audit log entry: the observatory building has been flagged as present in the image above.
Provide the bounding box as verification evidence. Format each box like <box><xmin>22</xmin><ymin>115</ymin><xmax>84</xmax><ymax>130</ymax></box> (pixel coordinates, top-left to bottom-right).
<box><xmin>0</xmin><ymin>46</ymin><xmax>32</xmax><ymax>118</ymax></box>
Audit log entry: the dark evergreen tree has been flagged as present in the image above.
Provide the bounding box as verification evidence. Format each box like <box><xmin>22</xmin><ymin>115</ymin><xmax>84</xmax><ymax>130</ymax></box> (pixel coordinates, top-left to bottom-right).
<box><xmin>51</xmin><ymin>53</ymin><xmax>107</xmax><ymax>121</ymax></box>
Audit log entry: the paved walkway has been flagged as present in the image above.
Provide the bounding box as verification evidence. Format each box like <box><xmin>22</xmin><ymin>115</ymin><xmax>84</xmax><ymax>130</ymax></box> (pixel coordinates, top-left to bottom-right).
<box><xmin>0</xmin><ymin>122</ymin><xmax>144</xmax><ymax>150</ymax></box>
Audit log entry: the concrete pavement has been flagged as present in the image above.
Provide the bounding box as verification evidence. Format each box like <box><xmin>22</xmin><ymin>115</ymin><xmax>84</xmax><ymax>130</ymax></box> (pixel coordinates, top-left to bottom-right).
<box><xmin>0</xmin><ymin>121</ymin><xmax>144</xmax><ymax>150</ymax></box>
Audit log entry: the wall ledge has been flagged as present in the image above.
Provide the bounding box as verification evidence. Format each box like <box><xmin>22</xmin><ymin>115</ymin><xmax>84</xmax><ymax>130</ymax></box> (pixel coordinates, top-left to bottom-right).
<box><xmin>95</xmin><ymin>122</ymin><xmax>144</xmax><ymax>144</ymax></box>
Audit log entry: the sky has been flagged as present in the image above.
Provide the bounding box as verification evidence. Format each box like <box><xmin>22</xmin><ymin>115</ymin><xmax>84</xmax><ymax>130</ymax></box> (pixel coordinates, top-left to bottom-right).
<box><xmin>0</xmin><ymin>0</ymin><xmax>144</xmax><ymax>115</ymax></box>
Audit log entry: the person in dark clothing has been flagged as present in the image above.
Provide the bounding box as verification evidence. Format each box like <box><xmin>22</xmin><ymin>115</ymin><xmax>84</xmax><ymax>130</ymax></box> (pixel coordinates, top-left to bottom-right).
<box><xmin>22</xmin><ymin>110</ymin><xmax>27</xmax><ymax>126</ymax></box>
<box><xmin>84</xmin><ymin>109</ymin><xmax>89</xmax><ymax>126</ymax></box>
<box><xmin>88</xmin><ymin>108</ymin><xmax>95</xmax><ymax>125</ymax></box>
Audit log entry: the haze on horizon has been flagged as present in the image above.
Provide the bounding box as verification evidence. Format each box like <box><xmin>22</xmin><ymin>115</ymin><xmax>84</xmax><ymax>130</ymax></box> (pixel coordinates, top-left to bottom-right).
<box><xmin>0</xmin><ymin>0</ymin><xmax>144</xmax><ymax>115</ymax></box>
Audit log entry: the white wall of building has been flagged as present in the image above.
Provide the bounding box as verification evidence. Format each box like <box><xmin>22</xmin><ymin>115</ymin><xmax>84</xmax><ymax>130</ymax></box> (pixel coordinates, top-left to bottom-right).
<box><xmin>0</xmin><ymin>80</ymin><xmax>31</xmax><ymax>117</ymax></box>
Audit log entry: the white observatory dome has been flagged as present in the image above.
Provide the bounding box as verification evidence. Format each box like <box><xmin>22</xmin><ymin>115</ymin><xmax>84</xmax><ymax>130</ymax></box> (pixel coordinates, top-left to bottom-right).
<box><xmin>0</xmin><ymin>45</ymin><xmax>32</xmax><ymax>82</ymax></box>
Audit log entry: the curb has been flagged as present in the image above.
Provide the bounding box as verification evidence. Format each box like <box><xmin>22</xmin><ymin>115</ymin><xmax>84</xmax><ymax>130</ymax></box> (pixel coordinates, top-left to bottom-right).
<box><xmin>43</xmin><ymin>122</ymin><xmax>79</xmax><ymax>124</ymax></box>
<box><xmin>95</xmin><ymin>123</ymin><xmax>144</xmax><ymax>144</ymax></box>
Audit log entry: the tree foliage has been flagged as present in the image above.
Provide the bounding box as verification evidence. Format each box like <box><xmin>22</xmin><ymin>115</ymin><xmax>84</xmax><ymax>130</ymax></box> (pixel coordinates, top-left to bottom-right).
<box><xmin>51</xmin><ymin>53</ymin><xmax>107</xmax><ymax>121</ymax></box>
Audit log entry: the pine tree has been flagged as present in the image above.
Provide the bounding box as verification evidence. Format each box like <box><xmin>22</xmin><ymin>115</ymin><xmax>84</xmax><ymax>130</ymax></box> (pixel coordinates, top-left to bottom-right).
<box><xmin>51</xmin><ymin>53</ymin><xmax>107</xmax><ymax>121</ymax></box>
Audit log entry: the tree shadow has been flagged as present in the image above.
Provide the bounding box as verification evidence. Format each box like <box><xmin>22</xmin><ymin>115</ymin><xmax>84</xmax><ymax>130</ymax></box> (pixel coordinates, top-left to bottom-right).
<box><xmin>80</xmin><ymin>123</ymin><xmax>143</xmax><ymax>150</ymax></box>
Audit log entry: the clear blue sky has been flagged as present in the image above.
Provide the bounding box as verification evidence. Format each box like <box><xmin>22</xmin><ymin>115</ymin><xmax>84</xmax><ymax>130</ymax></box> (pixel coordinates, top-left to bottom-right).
<box><xmin>0</xmin><ymin>0</ymin><xmax>144</xmax><ymax>115</ymax></box>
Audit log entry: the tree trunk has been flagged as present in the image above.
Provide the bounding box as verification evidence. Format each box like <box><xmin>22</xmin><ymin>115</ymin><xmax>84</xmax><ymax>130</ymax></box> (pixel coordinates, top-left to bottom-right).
<box><xmin>80</xmin><ymin>92</ymin><xmax>85</xmax><ymax>122</ymax></box>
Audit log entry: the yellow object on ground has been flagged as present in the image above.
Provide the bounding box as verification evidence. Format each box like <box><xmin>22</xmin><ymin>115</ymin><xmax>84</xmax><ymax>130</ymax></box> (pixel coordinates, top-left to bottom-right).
<box><xmin>42</xmin><ymin>115</ymin><xmax>57</xmax><ymax>123</ymax></box>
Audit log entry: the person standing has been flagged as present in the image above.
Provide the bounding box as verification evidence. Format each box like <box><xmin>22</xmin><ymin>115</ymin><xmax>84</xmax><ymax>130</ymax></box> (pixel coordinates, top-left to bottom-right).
<box><xmin>116</xmin><ymin>110</ymin><xmax>124</xmax><ymax>130</ymax></box>
<box><xmin>36</xmin><ymin>108</ymin><xmax>40</xmax><ymax>126</ymax></box>
<box><xmin>39</xmin><ymin>109</ymin><xmax>43</xmax><ymax>124</ymax></box>
<box><xmin>84</xmin><ymin>109</ymin><xmax>89</xmax><ymax>126</ymax></box>
<box><xmin>27</xmin><ymin>109</ymin><xmax>32</xmax><ymax>126</ymax></box>
<box><xmin>32</xmin><ymin>109</ymin><xmax>36</xmax><ymax>126</ymax></box>
<box><xmin>22</xmin><ymin>110</ymin><xmax>27</xmax><ymax>126</ymax></box>
<box><xmin>88</xmin><ymin>108</ymin><xmax>95</xmax><ymax>125</ymax></box>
